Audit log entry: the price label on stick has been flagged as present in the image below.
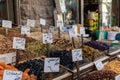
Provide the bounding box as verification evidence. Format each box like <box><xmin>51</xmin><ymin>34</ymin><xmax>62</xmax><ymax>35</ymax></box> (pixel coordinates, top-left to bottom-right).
<box><xmin>40</xmin><ymin>18</ymin><xmax>46</xmax><ymax>26</ymax></box>
<box><xmin>115</xmin><ymin>75</ymin><xmax>120</xmax><ymax>80</ymax></box>
<box><xmin>43</xmin><ymin>33</ymin><xmax>53</xmax><ymax>44</ymax></box>
<box><xmin>27</xmin><ymin>19</ymin><xmax>35</xmax><ymax>27</ymax></box>
<box><xmin>94</xmin><ymin>59</ymin><xmax>104</xmax><ymax>70</ymax></box>
<box><xmin>3</xmin><ymin>70</ymin><xmax>22</xmax><ymax>80</ymax></box>
<box><xmin>13</xmin><ymin>37</ymin><xmax>26</xmax><ymax>50</ymax></box>
<box><xmin>21</xmin><ymin>26</ymin><xmax>30</xmax><ymax>35</ymax></box>
<box><xmin>80</xmin><ymin>27</ymin><xmax>85</xmax><ymax>35</ymax></box>
<box><xmin>2</xmin><ymin>20</ymin><xmax>12</xmax><ymax>28</ymax></box>
<box><xmin>69</xmin><ymin>25</ymin><xmax>77</xmax><ymax>38</ymax></box>
<box><xmin>72</xmin><ymin>49</ymin><xmax>82</xmax><ymax>62</ymax></box>
<box><xmin>57</xmin><ymin>20</ymin><xmax>62</xmax><ymax>27</ymax></box>
<box><xmin>44</xmin><ymin>58</ymin><xmax>60</xmax><ymax>72</ymax></box>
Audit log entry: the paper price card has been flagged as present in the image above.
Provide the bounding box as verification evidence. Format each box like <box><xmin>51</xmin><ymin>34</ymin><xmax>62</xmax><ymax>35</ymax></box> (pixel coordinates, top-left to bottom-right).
<box><xmin>2</xmin><ymin>20</ymin><xmax>12</xmax><ymax>28</ymax></box>
<box><xmin>57</xmin><ymin>20</ymin><xmax>63</xmax><ymax>27</ymax></box>
<box><xmin>21</xmin><ymin>26</ymin><xmax>30</xmax><ymax>35</ymax></box>
<box><xmin>40</xmin><ymin>18</ymin><xmax>46</xmax><ymax>26</ymax></box>
<box><xmin>80</xmin><ymin>27</ymin><xmax>85</xmax><ymax>35</ymax></box>
<box><xmin>72</xmin><ymin>49</ymin><xmax>82</xmax><ymax>62</ymax></box>
<box><xmin>27</xmin><ymin>19</ymin><xmax>35</xmax><ymax>27</ymax></box>
<box><xmin>69</xmin><ymin>25</ymin><xmax>77</xmax><ymax>38</ymax></box>
<box><xmin>115</xmin><ymin>75</ymin><xmax>120</xmax><ymax>80</ymax></box>
<box><xmin>13</xmin><ymin>37</ymin><xmax>26</xmax><ymax>50</ymax></box>
<box><xmin>43</xmin><ymin>33</ymin><xmax>53</xmax><ymax>44</ymax></box>
<box><xmin>3</xmin><ymin>70</ymin><xmax>22</xmax><ymax>80</ymax></box>
<box><xmin>44</xmin><ymin>58</ymin><xmax>60</xmax><ymax>72</ymax></box>
<box><xmin>94</xmin><ymin>59</ymin><xmax>104</xmax><ymax>70</ymax></box>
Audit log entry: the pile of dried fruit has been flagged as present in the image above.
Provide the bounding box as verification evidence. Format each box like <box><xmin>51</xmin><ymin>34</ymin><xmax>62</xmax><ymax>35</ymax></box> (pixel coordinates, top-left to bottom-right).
<box><xmin>0</xmin><ymin>35</ymin><xmax>14</xmax><ymax>54</ymax></box>
<box><xmin>50</xmin><ymin>50</ymin><xmax>75</xmax><ymax>69</ymax></box>
<box><xmin>84</xmin><ymin>41</ymin><xmax>110</xmax><ymax>51</ymax></box>
<box><xmin>103</xmin><ymin>60</ymin><xmax>120</xmax><ymax>74</ymax></box>
<box><xmin>0</xmin><ymin>62</ymin><xmax>36</xmax><ymax>80</ymax></box>
<box><xmin>52</xmin><ymin>39</ymin><xmax>73</xmax><ymax>51</ymax></box>
<box><xmin>18</xmin><ymin>50</ymin><xmax>38</xmax><ymax>61</ymax></box>
<box><xmin>16</xmin><ymin>59</ymin><xmax>43</xmax><ymax>80</ymax></box>
<box><xmin>0</xmin><ymin>34</ymin><xmax>37</xmax><ymax>61</ymax></box>
<box><xmin>7</xmin><ymin>32</ymin><xmax>36</xmax><ymax>43</ymax></box>
<box><xmin>81</xmin><ymin>46</ymin><xmax>101</xmax><ymax>61</ymax></box>
<box><xmin>26</xmin><ymin>41</ymin><xmax>47</xmax><ymax>56</ymax></box>
<box><xmin>0</xmin><ymin>28</ymin><xmax>21</xmax><ymax>35</ymax></box>
<box><xmin>80</xmin><ymin>70</ymin><xmax>117</xmax><ymax>80</ymax></box>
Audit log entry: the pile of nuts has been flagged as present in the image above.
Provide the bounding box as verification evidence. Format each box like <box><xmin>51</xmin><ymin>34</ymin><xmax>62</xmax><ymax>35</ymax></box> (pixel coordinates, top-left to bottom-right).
<box><xmin>80</xmin><ymin>70</ymin><xmax>117</xmax><ymax>80</ymax></box>
<box><xmin>103</xmin><ymin>60</ymin><xmax>120</xmax><ymax>74</ymax></box>
<box><xmin>0</xmin><ymin>35</ymin><xmax>14</xmax><ymax>54</ymax></box>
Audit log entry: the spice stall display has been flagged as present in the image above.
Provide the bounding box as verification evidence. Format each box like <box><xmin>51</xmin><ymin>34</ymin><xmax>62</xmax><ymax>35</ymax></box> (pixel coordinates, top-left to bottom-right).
<box><xmin>49</xmin><ymin>45</ymin><xmax>102</xmax><ymax>69</ymax></box>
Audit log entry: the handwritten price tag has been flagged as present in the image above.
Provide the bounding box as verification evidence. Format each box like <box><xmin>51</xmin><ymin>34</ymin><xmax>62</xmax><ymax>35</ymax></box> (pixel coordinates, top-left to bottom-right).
<box><xmin>21</xmin><ymin>25</ymin><xmax>30</xmax><ymax>35</ymax></box>
<box><xmin>115</xmin><ymin>75</ymin><xmax>120</xmax><ymax>80</ymax></box>
<box><xmin>2</xmin><ymin>20</ymin><xmax>12</xmax><ymax>28</ymax></box>
<box><xmin>43</xmin><ymin>33</ymin><xmax>53</xmax><ymax>44</ymax></box>
<box><xmin>94</xmin><ymin>59</ymin><xmax>104</xmax><ymax>70</ymax></box>
<box><xmin>27</xmin><ymin>19</ymin><xmax>35</xmax><ymax>27</ymax></box>
<box><xmin>80</xmin><ymin>27</ymin><xmax>85</xmax><ymax>35</ymax></box>
<box><xmin>3</xmin><ymin>70</ymin><xmax>22</xmax><ymax>80</ymax></box>
<box><xmin>44</xmin><ymin>58</ymin><xmax>60</xmax><ymax>72</ymax></box>
<box><xmin>40</xmin><ymin>18</ymin><xmax>46</xmax><ymax>26</ymax></box>
<box><xmin>13</xmin><ymin>37</ymin><xmax>26</xmax><ymax>50</ymax></box>
<box><xmin>57</xmin><ymin>20</ymin><xmax>63</xmax><ymax>27</ymax></box>
<box><xmin>72</xmin><ymin>49</ymin><xmax>82</xmax><ymax>62</ymax></box>
<box><xmin>69</xmin><ymin>25</ymin><xmax>77</xmax><ymax>38</ymax></box>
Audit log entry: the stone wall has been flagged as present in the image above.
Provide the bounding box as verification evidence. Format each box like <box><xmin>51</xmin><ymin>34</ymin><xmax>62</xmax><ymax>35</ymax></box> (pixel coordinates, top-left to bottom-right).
<box><xmin>20</xmin><ymin>0</ymin><xmax>54</xmax><ymax>27</ymax></box>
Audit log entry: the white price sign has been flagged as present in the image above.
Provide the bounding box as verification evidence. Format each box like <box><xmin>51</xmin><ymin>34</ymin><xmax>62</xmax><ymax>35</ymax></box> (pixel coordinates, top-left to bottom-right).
<box><xmin>94</xmin><ymin>59</ymin><xmax>104</xmax><ymax>70</ymax></box>
<box><xmin>27</xmin><ymin>19</ymin><xmax>35</xmax><ymax>27</ymax></box>
<box><xmin>13</xmin><ymin>37</ymin><xmax>26</xmax><ymax>50</ymax></box>
<box><xmin>40</xmin><ymin>18</ymin><xmax>46</xmax><ymax>26</ymax></box>
<box><xmin>2</xmin><ymin>20</ymin><xmax>12</xmax><ymax>28</ymax></box>
<box><xmin>80</xmin><ymin>27</ymin><xmax>85</xmax><ymax>35</ymax></box>
<box><xmin>115</xmin><ymin>75</ymin><xmax>120</xmax><ymax>80</ymax></box>
<box><xmin>44</xmin><ymin>58</ymin><xmax>60</xmax><ymax>72</ymax></box>
<box><xmin>72</xmin><ymin>49</ymin><xmax>82</xmax><ymax>62</ymax></box>
<box><xmin>3</xmin><ymin>70</ymin><xmax>22</xmax><ymax>80</ymax></box>
<box><xmin>43</xmin><ymin>33</ymin><xmax>53</xmax><ymax>44</ymax></box>
<box><xmin>57</xmin><ymin>20</ymin><xmax>63</xmax><ymax>27</ymax></box>
<box><xmin>69</xmin><ymin>25</ymin><xmax>77</xmax><ymax>38</ymax></box>
<box><xmin>21</xmin><ymin>26</ymin><xmax>30</xmax><ymax>34</ymax></box>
